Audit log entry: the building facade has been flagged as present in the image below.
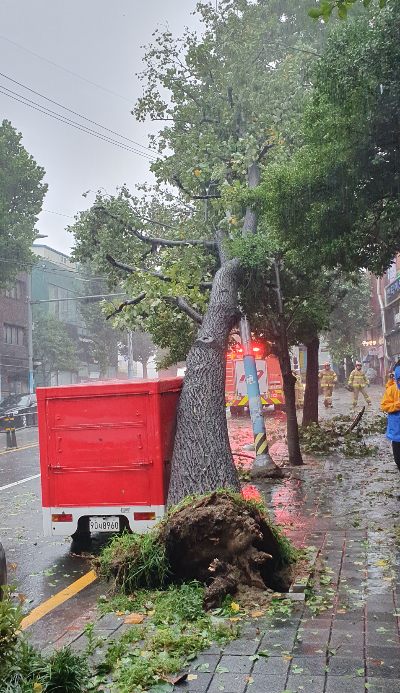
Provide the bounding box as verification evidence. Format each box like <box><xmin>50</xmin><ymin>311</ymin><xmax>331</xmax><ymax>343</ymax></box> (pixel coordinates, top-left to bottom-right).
<box><xmin>0</xmin><ymin>273</ymin><xmax>29</xmax><ymax>397</ymax></box>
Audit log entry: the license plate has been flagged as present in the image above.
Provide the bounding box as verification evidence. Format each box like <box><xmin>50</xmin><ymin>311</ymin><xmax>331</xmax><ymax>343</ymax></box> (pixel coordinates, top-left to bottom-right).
<box><xmin>89</xmin><ymin>516</ymin><xmax>120</xmax><ymax>532</ymax></box>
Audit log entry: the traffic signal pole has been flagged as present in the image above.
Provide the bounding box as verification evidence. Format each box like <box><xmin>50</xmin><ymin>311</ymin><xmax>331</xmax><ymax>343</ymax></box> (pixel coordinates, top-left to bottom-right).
<box><xmin>239</xmin><ymin>316</ymin><xmax>282</xmax><ymax>477</ymax></box>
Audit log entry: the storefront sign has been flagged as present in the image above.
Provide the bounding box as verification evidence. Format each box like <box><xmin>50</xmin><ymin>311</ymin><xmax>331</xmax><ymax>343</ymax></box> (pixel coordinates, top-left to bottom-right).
<box><xmin>386</xmin><ymin>277</ymin><xmax>400</xmax><ymax>305</ymax></box>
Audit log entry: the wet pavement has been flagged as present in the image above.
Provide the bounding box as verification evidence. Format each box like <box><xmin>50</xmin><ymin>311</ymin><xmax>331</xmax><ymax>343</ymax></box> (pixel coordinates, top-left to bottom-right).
<box><xmin>0</xmin><ymin>425</ymin><xmax>106</xmax><ymax>648</ymax></box>
<box><xmin>61</xmin><ymin>384</ymin><xmax>400</xmax><ymax>692</ymax></box>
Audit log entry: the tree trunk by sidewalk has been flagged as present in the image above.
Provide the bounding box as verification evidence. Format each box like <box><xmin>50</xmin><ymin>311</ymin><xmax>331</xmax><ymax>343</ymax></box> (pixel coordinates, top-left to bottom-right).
<box><xmin>345</xmin><ymin>355</ymin><xmax>353</xmax><ymax>379</ymax></box>
<box><xmin>302</xmin><ymin>335</ymin><xmax>319</xmax><ymax>427</ymax></box>
<box><xmin>167</xmin><ymin>259</ymin><xmax>242</xmax><ymax>506</ymax></box>
<box><xmin>274</xmin><ymin>262</ymin><xmax>303</xmax><ymax>466</ymax></box>
<box><xmin>142</xmin><ymin>360</ymin><xmax>148</xmax><ymax>379</ymax></box>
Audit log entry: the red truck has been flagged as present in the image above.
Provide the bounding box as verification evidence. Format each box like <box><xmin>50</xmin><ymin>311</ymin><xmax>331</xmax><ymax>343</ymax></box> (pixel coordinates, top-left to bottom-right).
<box><xmin>225</xmin><ymin>351</ymin><xmax>285</xmax><ymax>415</ymax></box>
<box><xmin>37</xmin><ymin>378</ymin><xmax>182</xmax><ymax>541</ymax></box>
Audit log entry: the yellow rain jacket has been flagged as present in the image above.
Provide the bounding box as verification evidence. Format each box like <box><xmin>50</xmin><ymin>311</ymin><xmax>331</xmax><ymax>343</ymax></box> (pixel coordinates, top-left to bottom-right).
<box><xmin>348</xmin><ymin>369</ymin><xmax>369</xmax><ymax>388</ymax></box>
<box><xmin>319</xmin><ymin>369</ymin><xmax>337</xmax><ymax>387</ymax></box>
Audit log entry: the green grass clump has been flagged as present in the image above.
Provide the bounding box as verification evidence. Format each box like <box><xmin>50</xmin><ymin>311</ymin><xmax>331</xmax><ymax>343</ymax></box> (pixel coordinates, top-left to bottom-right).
<box><xmin>97</xmin><ymin>528</ymin><xmax>169</xmax><ymax>592</ymax></box>
<box><xmin>152</xmin><ymin>582</ymin><xmax>205</xmax><ymax>624</ymax></box>
<box><xmin>39</xmin><ymin>647</ymin><xmax>90</xmax><ymax>693</ymax></box>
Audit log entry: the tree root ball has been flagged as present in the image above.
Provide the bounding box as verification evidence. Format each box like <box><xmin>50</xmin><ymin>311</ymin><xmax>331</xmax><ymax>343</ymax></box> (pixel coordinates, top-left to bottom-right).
<box><xmin>160</xmin><ymin>491</ymin><xmax>294</xmax><ymax>609</ymax></box>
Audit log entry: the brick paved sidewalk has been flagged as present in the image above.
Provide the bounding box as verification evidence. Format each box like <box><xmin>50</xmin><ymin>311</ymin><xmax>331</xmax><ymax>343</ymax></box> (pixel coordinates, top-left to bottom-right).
<box><xmin>56</xmin><ymin>384</ymin><xmax>400</xmax><ymax>692</ymax></box>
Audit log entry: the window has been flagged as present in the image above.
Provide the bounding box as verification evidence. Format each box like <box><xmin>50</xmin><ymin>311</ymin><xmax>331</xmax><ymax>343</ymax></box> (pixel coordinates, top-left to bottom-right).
<box><xmin>3</xmin><ymin>324</ymin><xmax>24</xmax><ymax>345</ymax></box>
<box><xmin>5</xmin><ymin>281</ymin><xmax>24</xmax><ymax>299</ymax></box>
<box><xmin>48</xmin><ymin>284</ymin><xmax>76</xmax><ymax>322</ymax></box>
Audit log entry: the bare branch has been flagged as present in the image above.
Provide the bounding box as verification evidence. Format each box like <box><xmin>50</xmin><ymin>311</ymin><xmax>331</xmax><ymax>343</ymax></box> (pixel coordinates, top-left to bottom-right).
<box><xmin>94</xmin><ymin>206</ymin><xmax>217</xmax><ymax>249</ymax></box>
<box><xmin>164</xmin><ymin>296</ymin><xmax>203</xmax><ymax>324</ymax></box>
<box><xmin>106</xmin><ymin>254</ymin><xmax>213</xmax><ymax>290</ymax></box>
<box><xmin>227</xmin><ymin>87</ymin><xmax>234</xmax><ymax>108</ymax></box>
<box><xmin>257</xmin><ymin>142</ymin><xmax>275</xmax><ymax>162</ymax></box>
<box><xmin>106</xmin><ymin>254</ymin><xmax>172</xmax><ymax>282</ymax></box>
<box><xmin>106</xmin><ymin>292</ymin><xmax>147</xmax><ymax>320</ymax></box>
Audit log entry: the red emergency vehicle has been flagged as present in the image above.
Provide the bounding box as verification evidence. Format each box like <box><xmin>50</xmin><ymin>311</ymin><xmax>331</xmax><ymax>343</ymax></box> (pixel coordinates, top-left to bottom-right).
<box><xmin>37</xmin><ymin>378</ymin><xmax>182</xmax><ymax>538</ymax></box>
<box><xmin>225</xmin><ymin>348</ymin><xmax>285</xmax><ymax>415</ymax></box>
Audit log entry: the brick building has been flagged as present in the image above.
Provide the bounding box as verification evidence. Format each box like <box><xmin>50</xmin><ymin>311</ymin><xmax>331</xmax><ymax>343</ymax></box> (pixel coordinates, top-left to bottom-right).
<box><xmin>0</xmin><ymin>273</ymin><xmax>29</xmax><ymax>397</ymax></box>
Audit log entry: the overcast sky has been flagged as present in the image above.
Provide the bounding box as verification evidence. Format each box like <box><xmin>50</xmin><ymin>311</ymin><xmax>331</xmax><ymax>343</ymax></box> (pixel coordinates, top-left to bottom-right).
<box><xmin>0</xmin><ymin>0</ymin><xmax>202</xmax><ymax>254</ymax></box>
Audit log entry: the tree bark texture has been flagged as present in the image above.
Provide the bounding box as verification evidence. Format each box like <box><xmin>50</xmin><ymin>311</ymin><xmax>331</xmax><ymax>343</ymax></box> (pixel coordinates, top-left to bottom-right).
<box><xmin>274</xmin><ymin>262</ymin><xmax>303</xmax><ymax>467</ymax></box>
<box><xmin>302</xmin><ymin>335</ymin><xmax>319</xmax><ymax>427</ymax></box>
<box><xmin>167</xmin><ymin>259</ymin><xmax>242</xmax><ymax>506</ymax></box>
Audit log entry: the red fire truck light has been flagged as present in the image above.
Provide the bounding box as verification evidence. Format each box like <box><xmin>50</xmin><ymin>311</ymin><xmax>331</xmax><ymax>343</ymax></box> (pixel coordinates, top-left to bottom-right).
<box><xmin>52</xmin><ymin>513</ymin><xmax>73</xmax><ymax>522</ymax></box>
<box><xmin>253</xmin><ymin>347</ymin><xmax>260</xmax><ymax>352</ymax></box>
<box><xmin>134</xmin><ymin>512</ymin><xmax>156</xmax><ymax>521</ymax></box>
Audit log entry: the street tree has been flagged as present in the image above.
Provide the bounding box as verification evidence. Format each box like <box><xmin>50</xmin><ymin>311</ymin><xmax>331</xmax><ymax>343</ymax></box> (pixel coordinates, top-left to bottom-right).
<box><xmin>324</xmin><ymin>273</ymin><xmax>372</xmax><ymax>378</ymax></box>
<box><xmin>0</xmin><ymin>120</ymin><xmax>47</xmax><ymax>289</ymax></box>
<box><xmin>78</xmin><ymin>264</ymin><xmax>121</xmax><ymax>379</ymax></box>
<box><xmin>32</xmin><ymin>312</ymin><xmax>78</xmax><ymax>386</ymax></box>
<box><xmin>259</xmin><ymin>0</ymin><xmax>400</xmax><ymax>277</ymax></box>
<box><xmin>130</xmin><ymin>331</ymin><xmax>157</xmax><ymax>379</ymax></box>
<box><xmin>71</xmin><ymin>0</ymin><xmax>327</xmax><ymax>501</ymax></box>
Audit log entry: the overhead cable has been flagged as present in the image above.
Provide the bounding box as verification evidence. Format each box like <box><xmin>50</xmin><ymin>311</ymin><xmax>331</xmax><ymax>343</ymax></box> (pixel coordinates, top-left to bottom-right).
<box><xmin>0</xmin><ymin>86</ymin><xmax>157</xmax><ymax>159</ymax></box>
<box><xmin>0</xmin><ymin>71</ymin><xmax>154</xmax><ymax>156</ymax></box>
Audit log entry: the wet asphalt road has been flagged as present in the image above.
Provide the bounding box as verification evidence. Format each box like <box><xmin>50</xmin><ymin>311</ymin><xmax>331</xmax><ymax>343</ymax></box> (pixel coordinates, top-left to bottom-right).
<box><xmin>0</xmin><ymin>426</ymin><xmax>108</xmax><ymax>649</ymax></box>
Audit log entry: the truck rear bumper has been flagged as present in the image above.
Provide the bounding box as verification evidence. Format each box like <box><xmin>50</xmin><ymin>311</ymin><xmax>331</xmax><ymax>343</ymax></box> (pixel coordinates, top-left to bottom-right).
<box><xmin>43</xmin><ymin>505</ymin><xmax>165</xmax><ymax>536</ymax></box>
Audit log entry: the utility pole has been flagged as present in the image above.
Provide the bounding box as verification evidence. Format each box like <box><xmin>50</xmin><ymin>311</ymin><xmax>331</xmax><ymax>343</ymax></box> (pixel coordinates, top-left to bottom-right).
<box><xmin>27</xmin><ymin>273</ymin><xmax>34</xmax><ymax>394</ymax></box>
<box><xmin>239</xmin><ymin>316</ymin><xmax>281</xmax><ymax>478</ymax></box>
<box><xmin>127</xmin><ymin>331</ymin><xmax>134</xmax><ymax>379</ymax></box>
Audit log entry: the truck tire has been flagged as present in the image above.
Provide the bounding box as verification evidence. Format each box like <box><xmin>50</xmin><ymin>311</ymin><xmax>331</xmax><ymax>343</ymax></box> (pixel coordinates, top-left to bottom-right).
<box><xmin>0</xmin><ymin>542</ymin><xmax>6</xmax><ymax>600</ymax></box>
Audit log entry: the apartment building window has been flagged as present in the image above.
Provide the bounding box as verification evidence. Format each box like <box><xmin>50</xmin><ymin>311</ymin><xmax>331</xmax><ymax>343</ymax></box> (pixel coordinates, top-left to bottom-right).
<box><xmin>3</xmin><ymin>324</ymin><xmax>25</xmax><ymax>345</ymax></box>
<box><xmin>5</xmin><ymin>281</ymin><xmax>24</xmax><ymax>299</ymax></box>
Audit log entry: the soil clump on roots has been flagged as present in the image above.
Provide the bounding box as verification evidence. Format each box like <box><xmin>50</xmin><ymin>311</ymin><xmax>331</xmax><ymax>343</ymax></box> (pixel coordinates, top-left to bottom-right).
<box><xmin>161</xmin><ymin>492</ymin><xmax>294</xmax><ymax>608</ymax></box>
<box><xmin>97</xmin><ymin>491</ymin><xmax>296</xmax><ymax>610</ymax></box>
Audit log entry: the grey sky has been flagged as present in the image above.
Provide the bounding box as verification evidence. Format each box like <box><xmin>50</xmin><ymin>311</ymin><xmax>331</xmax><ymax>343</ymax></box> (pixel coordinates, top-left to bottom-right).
<box><xmin>0</xmin><ymin>0</ymin><xmax>202</xmax><ymax>254</ymax></box>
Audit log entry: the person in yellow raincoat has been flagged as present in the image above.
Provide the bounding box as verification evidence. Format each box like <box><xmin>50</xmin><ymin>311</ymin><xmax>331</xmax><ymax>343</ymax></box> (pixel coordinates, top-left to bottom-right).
<box><xmin>348</xmin><ymin>362</ymin><xmax>371</xmax><ymax>409</ymax></box>
<box><xmin>319</xmin><ymin>362</ymin><xmax>337</xmax><ymax>408</ymax></box>
<box><xmin>292</xmin><ymin>370</ymin><xmax>304</xmax><ymax>409</ymax></box>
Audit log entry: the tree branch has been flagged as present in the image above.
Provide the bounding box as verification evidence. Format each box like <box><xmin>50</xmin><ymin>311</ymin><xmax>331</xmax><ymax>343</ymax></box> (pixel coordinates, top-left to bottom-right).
<box><xmin>105</xmin><ymin>254</ymin><xmax>213</xmax><ymax>290</ymax></box>
<box><xmin>172</xmin><ymin>175</ymin><xmax>221</xmax><ymax>200</ymax></box>
<box><xmin>164</xmin><ymin>296</ymin><xmax>203</xmax><ymax>324</ymax></box>
<box><xmin>94</xmin><ymin>206</ymin><xmax>217</xmax><ymax>249</ymax></box>
<box><xmin>106</xmin><ymin>292</ymin><xmax>147</xmax><ymax>320</ymax></box>
<box><xmin>257</xmin><ymin>142</ymin><xmax>275</xmax><ymax>162</ymax></box>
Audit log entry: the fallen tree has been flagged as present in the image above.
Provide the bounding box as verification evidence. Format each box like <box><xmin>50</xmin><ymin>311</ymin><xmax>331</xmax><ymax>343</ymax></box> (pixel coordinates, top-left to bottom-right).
<box><xmin>96</xmin><ymin>491</ymin><xmax>297</xmax><ymax>609</ymax></box>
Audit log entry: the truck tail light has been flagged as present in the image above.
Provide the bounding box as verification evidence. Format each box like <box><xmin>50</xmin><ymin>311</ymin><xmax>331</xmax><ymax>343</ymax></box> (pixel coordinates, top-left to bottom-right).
<box><xmin>52</xmin><ymin>513</ymin><xmax>73</xmax><ymax>522</ymax></box>
<box><xmin>134</xmin><ymin>512</ymin><xmax>156</xmax><ymax>521</ymax></box>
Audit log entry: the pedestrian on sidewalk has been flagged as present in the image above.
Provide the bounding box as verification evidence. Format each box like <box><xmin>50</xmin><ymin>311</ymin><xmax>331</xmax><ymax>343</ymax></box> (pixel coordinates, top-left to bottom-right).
<box><xmin>381</xmin><ymin>364</ymin><xmax>400</xmax><ymax>474</ymax></box>
<box><xmin>348</xmin><ymin>362</ymin><xmax>371</xmax><ymax>410</ymax></box>
<box><xmin>318</xmin><ymin>362</ymin><xmax>337</xmax><ymax>408</ymax></box>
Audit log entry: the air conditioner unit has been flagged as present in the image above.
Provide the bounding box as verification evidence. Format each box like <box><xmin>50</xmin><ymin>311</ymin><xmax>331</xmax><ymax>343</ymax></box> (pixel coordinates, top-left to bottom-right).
<box><xmin>395</xmin><ymin>313</ymin><xmax>400</xmax><ymax>324</ymax></box>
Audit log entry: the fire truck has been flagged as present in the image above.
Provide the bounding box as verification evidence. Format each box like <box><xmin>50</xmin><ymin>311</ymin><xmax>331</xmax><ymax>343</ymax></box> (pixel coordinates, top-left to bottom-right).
<box><xmin>225</xmin><ymin>344</ymin><xmax>285</xmax><ymax>415</ymax></box>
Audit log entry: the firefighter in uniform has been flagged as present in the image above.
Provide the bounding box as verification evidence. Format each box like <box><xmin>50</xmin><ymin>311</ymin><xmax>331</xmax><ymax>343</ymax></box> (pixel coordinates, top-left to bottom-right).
<box><xmin>293</xmin><ymin>370</ymin><xmax>304</xmax><ymax>409</ymax></box>
<box><xmin>348</xmin><ymin>362</ymin><xmax>371</xmax><ymax>409</ymax></box>
<box><xmin>319</xmin><ymin>362</ymin><xmax>337</xmax><ymax>408</ymax></box>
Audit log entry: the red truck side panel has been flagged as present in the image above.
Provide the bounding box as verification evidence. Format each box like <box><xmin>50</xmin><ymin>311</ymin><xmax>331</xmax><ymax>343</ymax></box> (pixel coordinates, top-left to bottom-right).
<box><xmin>37</xmin><ymin>379</ymin><xmax>182</xmax><ymax>534</ymax></box>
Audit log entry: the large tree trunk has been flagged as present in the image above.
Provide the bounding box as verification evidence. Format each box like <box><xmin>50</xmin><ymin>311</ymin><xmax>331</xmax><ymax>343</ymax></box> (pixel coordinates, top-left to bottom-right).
<box><xmin>302</xmin><ymin>334</ymin><xmax>319</xmax><ymax>427</ymax></box>
<box><xmin>167</xmin><ymin>259</ymin><xmax>242</xmax><ymax>506</ymax></box>
<box><xmin>345</xmin><ymin>355</ymin><xmax>353</xmax><ymax>379</ymax></box>
<box><xmin>274</xmin><ymin>262</ymin><xmax>303</xmax><ymax>466</ymax></box>
<box><xmin>142</xmin><ymin>360</ymin><xmax>148</xmax><ymax>379</ymax></box>
<box><xmin>278</xmin><ymin>349</ymin><xmax>303</xmax><ymax>466</ymax></box>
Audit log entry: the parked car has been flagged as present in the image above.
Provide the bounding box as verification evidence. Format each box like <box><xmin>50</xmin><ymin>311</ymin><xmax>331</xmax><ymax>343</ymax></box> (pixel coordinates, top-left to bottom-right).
<box><xmin>0</xmin><ymin>393</ymin><xmax>37</xmax><ymax>430</ymax></box>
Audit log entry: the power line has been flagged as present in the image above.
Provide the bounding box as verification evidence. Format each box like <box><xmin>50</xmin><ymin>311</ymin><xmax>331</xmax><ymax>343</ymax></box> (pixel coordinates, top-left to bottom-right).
<box><xmin>0</xmin><ymin>87</ymin><xmax>157</xmax><ymax>160</ymax></box>
<box><xmin>0</xmin><ymin>71</ymin><xmax>155</xmax><ymax>156</ymax></box>
<box><xmin>42</xmin><ymin>209</ymin><xmax>75</xmax><ymax>218</ymax></box>
<box><xmin>0</xmin><ymin>34</ymin><xmax>136</xmax><ymax>105</ymax></box>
